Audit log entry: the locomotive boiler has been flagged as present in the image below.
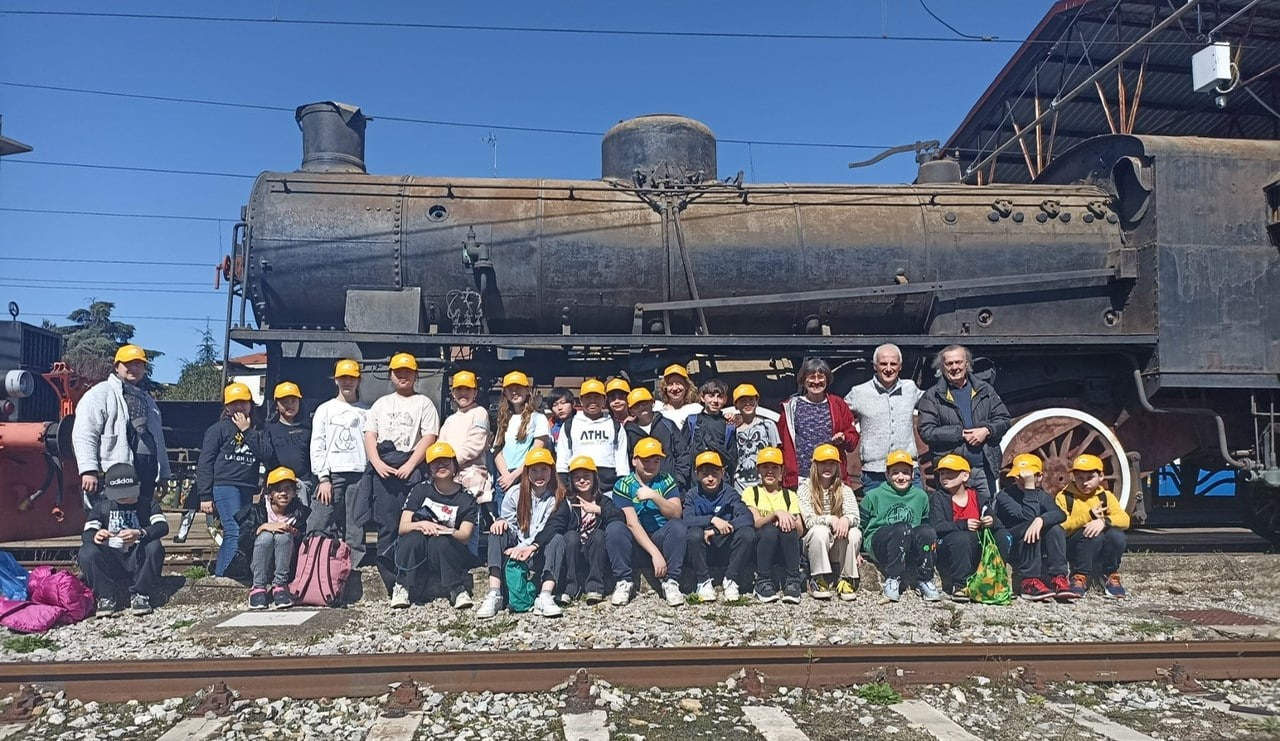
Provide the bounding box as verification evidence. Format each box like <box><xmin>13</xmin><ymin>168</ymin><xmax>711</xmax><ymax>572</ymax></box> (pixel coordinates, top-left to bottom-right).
<box><xmin>226</xmin><ymin>101</ymin><xmax>1280</xmax><ymax>541</ymax></box>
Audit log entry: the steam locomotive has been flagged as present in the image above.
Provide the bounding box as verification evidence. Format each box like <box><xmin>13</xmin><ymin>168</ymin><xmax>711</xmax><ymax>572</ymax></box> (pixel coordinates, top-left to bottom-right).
<box><xmin>204</xmin><ymin>101</ymin><xmax>1275</xmax><ymax>543</ymax></box>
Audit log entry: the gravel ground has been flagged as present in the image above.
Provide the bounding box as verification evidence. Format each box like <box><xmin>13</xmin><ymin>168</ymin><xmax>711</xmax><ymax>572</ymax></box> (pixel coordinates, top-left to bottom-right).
<box><xmin>0</xmin><ymin>552</ymin><xmax>1277</xmax><ymax>663</ymax></box>
<box><xmin>4</xmin><ymin>676</ymin><xmax>1276</xmax><ymax>740</ymax></box>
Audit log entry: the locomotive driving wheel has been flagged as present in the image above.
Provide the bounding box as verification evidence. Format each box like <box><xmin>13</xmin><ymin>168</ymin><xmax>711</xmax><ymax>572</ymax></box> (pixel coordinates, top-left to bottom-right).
<box><xmin>999</xmin><ymin>407</ymin><xmax>1134</xmax><ymax>512</ymax></box>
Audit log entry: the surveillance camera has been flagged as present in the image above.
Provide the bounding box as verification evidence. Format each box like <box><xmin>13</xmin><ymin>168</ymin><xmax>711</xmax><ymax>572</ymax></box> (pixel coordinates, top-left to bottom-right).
<box><xmin>1215</xmin><ymin>95</ymin><xmax>1228</xmax><ymax>109</ymax></box>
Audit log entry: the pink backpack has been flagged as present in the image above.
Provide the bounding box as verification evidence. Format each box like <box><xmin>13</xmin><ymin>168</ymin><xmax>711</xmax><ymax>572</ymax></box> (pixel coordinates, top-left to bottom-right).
<box><xmin>0</xmin><ymin>597</ymin><xmax>66</xmax><ymax>634</ymax></box>
<box><xmin>27</xmin><ymin>567</ymin><xmax>95</xmax><ymax>624</ymax></box>
<box><xmin>288</xmin><ymin>534</ymin><xmax>352</xmax><ymax>607</ymax></box>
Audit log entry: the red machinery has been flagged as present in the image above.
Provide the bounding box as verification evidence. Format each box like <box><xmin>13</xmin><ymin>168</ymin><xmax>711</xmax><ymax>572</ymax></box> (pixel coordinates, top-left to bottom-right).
<box><xmin>0</xmin><ymin>363</ymin><xmax>89</xmax><ymax>542</ymax></box>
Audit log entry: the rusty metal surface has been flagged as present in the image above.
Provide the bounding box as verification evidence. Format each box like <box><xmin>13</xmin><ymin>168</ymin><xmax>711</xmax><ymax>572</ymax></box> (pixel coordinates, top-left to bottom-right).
<box><xmin>3</xmin><ymin>641</ymin><xmax>1279</xmax><ymax>701</ymax></box>
<box><xmin>1158</xmin><ymin>609</ymin><xmax>1273</xmax><ymax>626</ymax></box>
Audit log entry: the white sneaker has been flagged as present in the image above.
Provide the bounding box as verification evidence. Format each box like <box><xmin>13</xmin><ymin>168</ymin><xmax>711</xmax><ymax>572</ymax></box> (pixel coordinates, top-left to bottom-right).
<box><xmin>696</xmin><ymin>579</ymin><xmax>717</xmax><ymax>603</ymax></box>
<box><xmin>723</xmin><ymin>581</ymin><xmax>741</xmax><ymax>601</ymax></box>
<box><xmin>610</xmin><ymin>581</ymin><xmax>633</xmax><ymax>606</ymax></box>
<box><xmin>533</xmin><ymin>592</ymin><xmax>564</xmax><ymax>618</ymax></box>
<box><xmin>451</xmin><ymin>589</ymin><xmax>473</xmax><ymax>609</ymax></box>
<box><xmin>389</xmin><ymin>584</ymin><xmax>410</xmax><ymax>609</ymax></box>
<box><xmin>662</xmin><ymin>579</ymin><xmax>684</xmax><ymax>607</ymax></box>
<box><xmin>476</xmin><ymin>590</ymin><xmax>503</xmax><ymax>619</ymax></box>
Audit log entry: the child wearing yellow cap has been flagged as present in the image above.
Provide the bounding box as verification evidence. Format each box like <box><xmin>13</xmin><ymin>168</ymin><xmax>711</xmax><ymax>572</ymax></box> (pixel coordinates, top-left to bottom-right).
<box><xmin>437</xmin><ymin>370</ymin><xmax>493</xmax><ymax>506</ymax></box>
<box><xmin>196</xmin><ymin>382</ymin><xmax>270</xmax><ymax>577</ymax></box>
<box><xmin>608</xmin><ymin>437</ymin><xmax>686</xmax><ymax>607</ymax></box>
<box><xmin>493</xmin><ymin>371</ymin><xmax>551</xmax><ymax>500</ymax></box>
<box><xmin>622</xmin><ymin>387</ymin><xmax>692</xmax><ymax>490</ymax></box>
<box><xmin>605</xmin><ymin>378</ymin><xmax>632</xmax><ymax>427</ymax></box>
<box><xmin>307</xmin><ymin>359</ymin><xmax>370</xmax><ymax>566</ymax></box>
<box><xmin>1055</xmin><ymin>454</ymin><xmax>1130</xmax><ymax>599</ymax></box>
<box><xmin>555</xmin><ymin>379</ymin><xmax>630</xmax><ymax>493</ymax></box>
<box><xmin>363</xmin><ymin>352</ymin><xmax>442</xmax><ymax>596</ymax></box>
<box><xmin>798</xmin><ymin>444</ymin><xmax>862</xmax><ymax>601</ymax></box>
<box><xmin>729</xmin><ymin>384</ymin><xmax>781</xmax><ymax>493</ymax></box>
<box><xmin>859</xmin><ymin>451</ymin><xmax>939</xmax><ymax>602</ymax></box>
<box><xmin>235</xmin><ymin>467</ymin><xmax>311</xmax><ymax>610</ymax></box>
<box><xmin>392</xmin><ymin>443</ymin><xmax>478</xmax><ymax>610</ymax></box>
<box><xmin>261</xmin><ymin>381</ymin><xmax>312</xmax><ymax>506</ymax></box>
<box><xmin>682</xmin><ymin>451</ymin><xmax>755</xmax><ymax>602</ymax></box>
<box><xmin>742</xmin><ymin>447</ymin><xmax>805</xmax><ymax>604</ymax></box>
<box><xmin>928</xmin><ymin>454</ymin><xmax>1010</xmax><ymax>602</ymax></box>
<box><xmin>994</xmin><ymin>454</ymin><xmax>1075</xmax><ymax>602</ymax></box>
<box><xmin>537</xmin><ymin>456</ymin><xmax>627</xmax><ymax>604</ymax></box>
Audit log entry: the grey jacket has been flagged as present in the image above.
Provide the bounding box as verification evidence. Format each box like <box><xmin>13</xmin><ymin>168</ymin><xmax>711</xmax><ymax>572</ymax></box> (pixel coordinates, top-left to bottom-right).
<box><xmin>71</xmin><ymin>374</ymin><xmax>170</xmax><ymax>481</ymax></box>
<box><xmin>844</xmin><ymin>377</ymin><xmax>923</xmax><ymax>472</ymax></box>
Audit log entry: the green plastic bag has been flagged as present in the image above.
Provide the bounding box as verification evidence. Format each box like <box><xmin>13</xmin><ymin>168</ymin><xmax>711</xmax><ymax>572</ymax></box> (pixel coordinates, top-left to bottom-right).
<box><xmin>504</xmin><ymin>558</ymin><xmax>537</xmax><ymax>613</ymax></box>
<box><xmin>966</xmin><ymin>528</ymin><xmax>1013</xmax><ymax>605</ymax></box>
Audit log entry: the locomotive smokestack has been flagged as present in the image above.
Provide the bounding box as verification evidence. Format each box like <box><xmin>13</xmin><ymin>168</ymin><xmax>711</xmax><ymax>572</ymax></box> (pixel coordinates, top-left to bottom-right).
<box><xmin>295</xmin><ymin>101</ymin><xmax>368</xmax><ymax>173</ymax></box>
<box><xmin>602</xmin><ymin>114</ymin><xmax>717</xmax><ymax>183</ymax></box>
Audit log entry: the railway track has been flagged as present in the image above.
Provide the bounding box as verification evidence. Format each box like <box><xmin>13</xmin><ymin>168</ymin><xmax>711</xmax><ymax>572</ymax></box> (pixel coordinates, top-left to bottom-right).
<box><xmin>3</xmin><ymin>640</ymin><xmax>1278</xmax><ymax>702</ymax></box>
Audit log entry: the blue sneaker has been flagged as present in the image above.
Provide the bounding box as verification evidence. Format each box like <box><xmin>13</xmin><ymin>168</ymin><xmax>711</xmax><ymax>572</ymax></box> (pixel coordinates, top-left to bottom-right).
<box><xmin>1102</xmin><ymin>573</ymin><xmax>1127</xmax><ymax>599</ymax></box>
<box><xmin>917</xmin><ymin>581</ymin><xmax>942</xmax><ymax>602</ymax></box>
<box><xmin>882</xmin><ymin>577</ymin><xmax>901</xmax><ymax>602</ymax></box>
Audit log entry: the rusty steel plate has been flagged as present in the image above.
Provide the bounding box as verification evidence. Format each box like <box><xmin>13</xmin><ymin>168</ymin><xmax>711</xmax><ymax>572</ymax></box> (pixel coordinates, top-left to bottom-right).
<box><xmin>1158</xmin><ymin>609</ymin><xmax>1272</xmax><ymax>626</ymax></box>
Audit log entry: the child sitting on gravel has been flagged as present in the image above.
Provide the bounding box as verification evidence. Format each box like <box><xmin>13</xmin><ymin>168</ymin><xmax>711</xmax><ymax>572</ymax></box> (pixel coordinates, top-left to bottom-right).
<box><xmin>928</xmin><ymin>454</ymin><xmax>1009</xmax><ymax>602</ymax></box>
<box><xmin>236</xmin><ymin>467</ymin><xmax>310</xmax><ymax>610</ymax></box>
<box><xmin>682</xmin><ymin>451</ymin><xmax>755</xmax><ymax>603</ymax></box>
<box><xmin>994</xmin><ymin>454</ymin><xmax>1075</xmax><ymax>602</ymax></box>
<box><xmin>478</xmin><ymin>448</ymin><xmax>566</xmax><ymax>618</ymax></box>
<box><xmin>742</xmin><ymin>447</ymin><xmax>805</xmax><ymax>604</ymax></box>
<box><xmin>1055</xmin><ymin>454</ymin><xmax>1130</xmax><ymax>599</ymax></box>
<box><xmin>537</xmin><ymin>455</ymin><xmax>626</xmax><ymax>604</ymax></box>
<box><xmin>797</xmin><ymin>443</ymin><xmax>861</xmax><ymax>601</ymax></box>
<box><xmin>859</xmin><ymin>451</ymin><xmax>939</xmax><ymax>603</ymax></box>
<box><xmin>391</xmin><ymin>442</ymin><xmax>478</xmax><ymax>610</ymax></box>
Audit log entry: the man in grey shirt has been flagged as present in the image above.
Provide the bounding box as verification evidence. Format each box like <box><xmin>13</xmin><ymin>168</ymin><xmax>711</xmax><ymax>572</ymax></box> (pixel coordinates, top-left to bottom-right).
<box><xmin>844</xmin><ymin>344</ymin><xmax>922</xmax><ymax>489</ymax></box>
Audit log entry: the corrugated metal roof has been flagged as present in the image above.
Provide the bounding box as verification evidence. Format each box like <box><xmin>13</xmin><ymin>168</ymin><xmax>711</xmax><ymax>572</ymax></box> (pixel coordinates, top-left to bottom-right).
<box><xmin>944</xmin><ymin>0</ymin><xmax>1280</xmax><ymax>183</ymax></box>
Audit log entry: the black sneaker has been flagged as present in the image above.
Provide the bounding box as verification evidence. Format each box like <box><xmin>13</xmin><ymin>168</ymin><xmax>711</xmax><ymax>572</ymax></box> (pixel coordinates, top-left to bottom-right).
<box><xmin>781</xmin><ymin>579</ymin><xmax>803</xmax><ymax>604</ymax></box>
<box><xmin>95</xmin><ymin>596</ymin><xmax>121</xmax><ymax>618</ymax></box>
<box><xmin>129</xmin><ymin>594</ymin><xmax>153</xmax><ymax>616</ymax></box>
<box><xmin>272</xmin><ymin>588</ymin><xmax>294</xmax><ymax>610</ymax></box>
<box><xmin>754</xmin><ymin>580</ymin><xmax>780</xmax><ymax>603</ymax></box>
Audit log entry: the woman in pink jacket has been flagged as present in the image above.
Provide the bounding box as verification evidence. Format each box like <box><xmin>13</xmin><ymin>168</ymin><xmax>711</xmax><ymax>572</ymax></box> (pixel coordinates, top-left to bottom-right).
<box><xmin>777</xmin><ymin>358</ymin><xmax>859</xmax><ymax>489</ymax></box>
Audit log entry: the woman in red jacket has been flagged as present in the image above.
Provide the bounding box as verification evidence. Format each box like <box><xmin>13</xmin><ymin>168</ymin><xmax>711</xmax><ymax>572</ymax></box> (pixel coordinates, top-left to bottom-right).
<box><xmin>778</xmin><ymin>359</ymin><xmax>859</xmax><ymax>489</ymax></box>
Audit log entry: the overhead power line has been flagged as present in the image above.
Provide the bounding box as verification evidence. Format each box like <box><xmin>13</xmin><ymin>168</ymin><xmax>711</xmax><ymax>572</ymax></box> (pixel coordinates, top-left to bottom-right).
<box><xmin>0</xmin><ymin>256</ymin><xmax>208</xmax><ymax>267</ymax></box>
<box><xmin>0</xmin><ymin>80</ymin><xmax>893</xmax><ymax>151</ymax></box>
<box><xmin>9</xmin><ymin>160</ymin><xmax>255</xmax><ymax>180</ymax></box>
<box><xmin>25</xmin><ymin>312</ymin><xmax>229</xmax><ymax>324</ymax></box>
<box><xmin>14</xmin><ymin>277</ymin><xmax>210</xmax><ymax>288</ymax></box>
<box><xmin>1</xmin><ymin>206</ymin><xmax>233</xmax><ymax>222</ymax></box>
<box><xmin>0</xmin><ymin>282</ymin><xmax>220</xmax><ymax>296</ymax></box>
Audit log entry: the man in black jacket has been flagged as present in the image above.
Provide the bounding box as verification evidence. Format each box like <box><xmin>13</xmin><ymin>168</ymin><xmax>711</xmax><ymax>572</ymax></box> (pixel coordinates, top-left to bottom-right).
<box><xmin>78</xmin><ymin>463</ymin><xmax>169</xmax><ymax>616</ymax></box>
<box><xmin>917</xmin><ymin>345</ymin><xmax>1011</xmax><ymax>498</ymax></box>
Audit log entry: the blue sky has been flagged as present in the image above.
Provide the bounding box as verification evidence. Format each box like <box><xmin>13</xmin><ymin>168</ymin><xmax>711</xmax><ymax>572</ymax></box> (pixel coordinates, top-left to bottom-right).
<box><xmin>0</xmin><ymin>1</ymin><xmax>1053</xmax><ymax>381</ymax></box>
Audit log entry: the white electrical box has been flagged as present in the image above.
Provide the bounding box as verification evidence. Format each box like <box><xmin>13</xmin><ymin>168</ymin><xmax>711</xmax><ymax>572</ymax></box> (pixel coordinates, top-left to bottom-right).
<box><xmin>1192</xmin><ymin>42</ymin><xmax>1232</xmax><ymax>93</ymax></box>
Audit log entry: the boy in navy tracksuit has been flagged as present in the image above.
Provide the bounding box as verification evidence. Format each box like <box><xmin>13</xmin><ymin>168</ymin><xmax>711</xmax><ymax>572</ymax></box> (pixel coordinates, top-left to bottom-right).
<box><xmin>682</xmin><ymin>451</ymin><xmax>755</xmax><ymax>602</ymax></box>
<box><xmin>994</xmin><ymin>454</ymin><xmax>1075</xmax><ymax>602</ymax></box>
<box><xmin>79</xmin><ymin>463</ymin><xmax>169</xmax><ymax>616</ymax></box>
<box><xmin>689</xmin><ymin>379</ymin><xmax>738</xmax><ymax>486</ymax></box>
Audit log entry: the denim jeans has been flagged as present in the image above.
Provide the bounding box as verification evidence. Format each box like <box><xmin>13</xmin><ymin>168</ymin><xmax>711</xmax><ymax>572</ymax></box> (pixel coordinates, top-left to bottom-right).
<box><xmin>213</xmin><ymin>484</ymin><xmax>253</xmax><ymax>576</ymax></box>
<box><xmin>252</xmin><ymin>531</ymin><xmax>294</xmax><ymax>588</ymax></box>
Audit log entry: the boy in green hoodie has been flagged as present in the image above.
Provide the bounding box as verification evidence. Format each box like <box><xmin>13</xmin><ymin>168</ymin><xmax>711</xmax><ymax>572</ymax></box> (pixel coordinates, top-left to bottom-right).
<box><xmin>859</xmin><ymin>450</ymin><xmax>939</xmax><ymax>602</ymax></box>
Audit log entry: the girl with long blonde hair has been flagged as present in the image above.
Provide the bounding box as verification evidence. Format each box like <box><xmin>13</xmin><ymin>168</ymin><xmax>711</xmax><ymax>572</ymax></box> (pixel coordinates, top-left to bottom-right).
<box><xmin>797</xmin><ymin>443</ymin><xmax>862</xmax><ymax>601</ymax></box>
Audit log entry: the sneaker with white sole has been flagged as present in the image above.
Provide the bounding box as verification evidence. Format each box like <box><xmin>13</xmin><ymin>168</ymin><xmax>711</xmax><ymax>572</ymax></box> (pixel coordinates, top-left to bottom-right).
<box><xmin>389</xmin><ymin>584</ymin><xmax>411</xmax><ymax>609</ymax></box>
<box><xmin>882</xmin><ymin>576</ymin><xmax>901</xmax><ymax>602</ymax></box>
<box><xmin>723</xmin><ymin>580</ymin><xmax>741</xmax><ymax>602</ymax></box>
<box><xmin>476</xmin><ymin>590</ymin><xmax>504</xmax><ymax>618</ymax></box>
<box><xmin>610</xmin><ymin>581</ymin><xmax>633</xmax><ymax>606</ymax></box>
<box><xmin>917</xmin><ymin>580</ymin><xmax>942</xmax><ymax>602</ymax></box>
<box><xmin>662</xmin><ymin>579</ymin><xmax>684</xmax><ymax>607</ymax></box>
<box><xmin>533</xmin><ymin>592</ymin><xmax>564</xmax><ymax>617</ymax></box>
<box><xmin>556</xmin><ymin>593</ymin><xmax>573</xmax><ymax>606</ymax></box>
<box><xmin>583</xmin><ymin>591</ymin><xmax>604</xmax><ymax>605</ymax></box>
<box><xmin>696</xmin><ymin>579</ymin><xmax>717</xmax><ymax>603</ymax></box>
<box><xmin>451</xmin><ymin>589</ymin><xmax>473</xmax><ymax>609</ymax></box>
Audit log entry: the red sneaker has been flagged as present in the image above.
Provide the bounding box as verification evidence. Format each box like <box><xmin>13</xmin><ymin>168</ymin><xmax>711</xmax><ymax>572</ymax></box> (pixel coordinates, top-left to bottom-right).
<box><xmin>1019</xmin><ymin>578</ymin><xmax>1054</xmax><ymax>601</ymax></box>
<box><xmin>1050</xmin><ymin>574</ymin><xmax>1079</xmax><ymax>600</ymax></box>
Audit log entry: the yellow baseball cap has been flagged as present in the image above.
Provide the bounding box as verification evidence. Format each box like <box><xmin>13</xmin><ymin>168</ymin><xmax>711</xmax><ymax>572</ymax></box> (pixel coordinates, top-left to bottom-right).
<box><xmin>812</xmin><ymin>443</ymin><xmax>841</xmax><ymax>464</ymax></box>
<box><xmin>266</xmin><ymin>467</ymin><xmax>297</xmax><ymax>486</ymax></box>
<box><xmin>695</xmin><ymin>451</ymin><xmax>723</xmax><ymax>469</ymax></box>
<box><xmin>605</xmin><ymin>378</ymin><xmax>631</xmax><ymax>395</ymax></box>
<box><xmin>934</xmin><ymin>454</ymin><xmax>971</xmax><ymax>473</ymax></box>
<box><xmin>732</xmin><ymin>383</ymin><xmax>759</xmax><ymax>403</ymax></box>
<box><xmin>425</xmin><ymin>441</ymin><xmax>457</xmax><ymax>463</ymax></box>
<box><xmin>502</xmin><ymin>370</ymin><xmax>531</xmax><ymax>388</ymax></box>
<box><xmin>757</xmin><ymin>447</ymin><xmax>784</xmax><ymax>467</ymax></box>
<box><xmin>223</xmin><ymin>382</ymin><xmax>252</xmax><ymax>405</ymax></box>
<box><xmin>662</xmin><ymin>363</ymin><xmax>690</xmax><ymax>380</ymax></box>
<box><xmin>451</xmin><ymin>370</ymin><xmax>478</xmax><ymax>389</ymax></box>
<box><xmin>334</xmin><ymin>359</ymin><xmax>361</xmax><ymax>378</ymax></box>
<box><xmin>627</xmin><ymin>387</ymin><xmax>654</xmax><ymax>407</ymax></box>
<box><xmin>389</xmin><ymin>353</ymin><xmax>418</xmax><ymax>372</ymax></box>
<box><xmin>1071</xmin><ymin>454</ymin><xmax>1105</xmax><ymax>473</ymax></box>
<box><xmin>524</xmin><ymin>448</ymin><xmax>555</xmax><ymax>468</ymax></box>
<box><xmin>568</xmin><ymin>455</ymin><xmax>597</xmax><ymax>473</ymax></box>
<box><xmin>886</xmin><ymin>450</ymin><xmax>916</xmax><ymax>468</ymax></box>
<box><xmin>274</xmin><ymin>381</ymin><xmax>302</xmax><ymax>399</ymax></box>
<box><xmin>113</xmin><ymin>344</ymin><xmax>147</xmax><ymax>364</ymax></box>
<box><xmin>633</xmin><ymin>437</ymin><xmax>666</xmax><ymax>459</ymax></box>
<box><xmin>580</xmin><ymin>379</ymin><xmax>606</xmax><ymax>397</ymax></box>
<box><xmin>1008</xmin><ymin>453</ymin><xmax>1044</xmax><ymax>477</ymax></box>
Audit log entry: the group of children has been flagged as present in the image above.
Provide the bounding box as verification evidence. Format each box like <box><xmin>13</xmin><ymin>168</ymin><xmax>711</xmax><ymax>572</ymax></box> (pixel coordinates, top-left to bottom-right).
<box><xmin>175</xmin><ymin>356</ymin><xmax>1129</xmax><ymax>617</ymax></box>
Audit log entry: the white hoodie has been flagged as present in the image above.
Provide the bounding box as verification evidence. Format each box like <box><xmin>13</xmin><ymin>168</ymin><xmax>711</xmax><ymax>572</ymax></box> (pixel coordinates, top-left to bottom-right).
<box><xmin>310</xmin><ymin>397</ymin><xmax>370</xmax><ymax>478</ymax></box>
<box><xmin>554</xmin><ymin>412</ymin><xmax>630</xmax><ymax>474</ymax></box>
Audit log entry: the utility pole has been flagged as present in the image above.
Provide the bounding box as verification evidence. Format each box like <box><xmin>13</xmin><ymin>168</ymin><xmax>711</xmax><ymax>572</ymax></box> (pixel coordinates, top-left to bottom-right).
<box><xmin>483</xmin><ymin>133</ymin><xmax>498</xmax><ymax>177</ymax></box>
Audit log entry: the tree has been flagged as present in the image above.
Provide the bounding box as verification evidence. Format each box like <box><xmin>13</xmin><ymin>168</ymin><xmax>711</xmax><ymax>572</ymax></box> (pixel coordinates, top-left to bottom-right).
<box><xmin>46</xmin><ymin>300</ymin><xmax>163</xmax><ymax>384</ymax></box>
<box><xmin>162</xmin><ymin>326</ymin><xmax>223</xmax><ymax>401</ymax></box>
